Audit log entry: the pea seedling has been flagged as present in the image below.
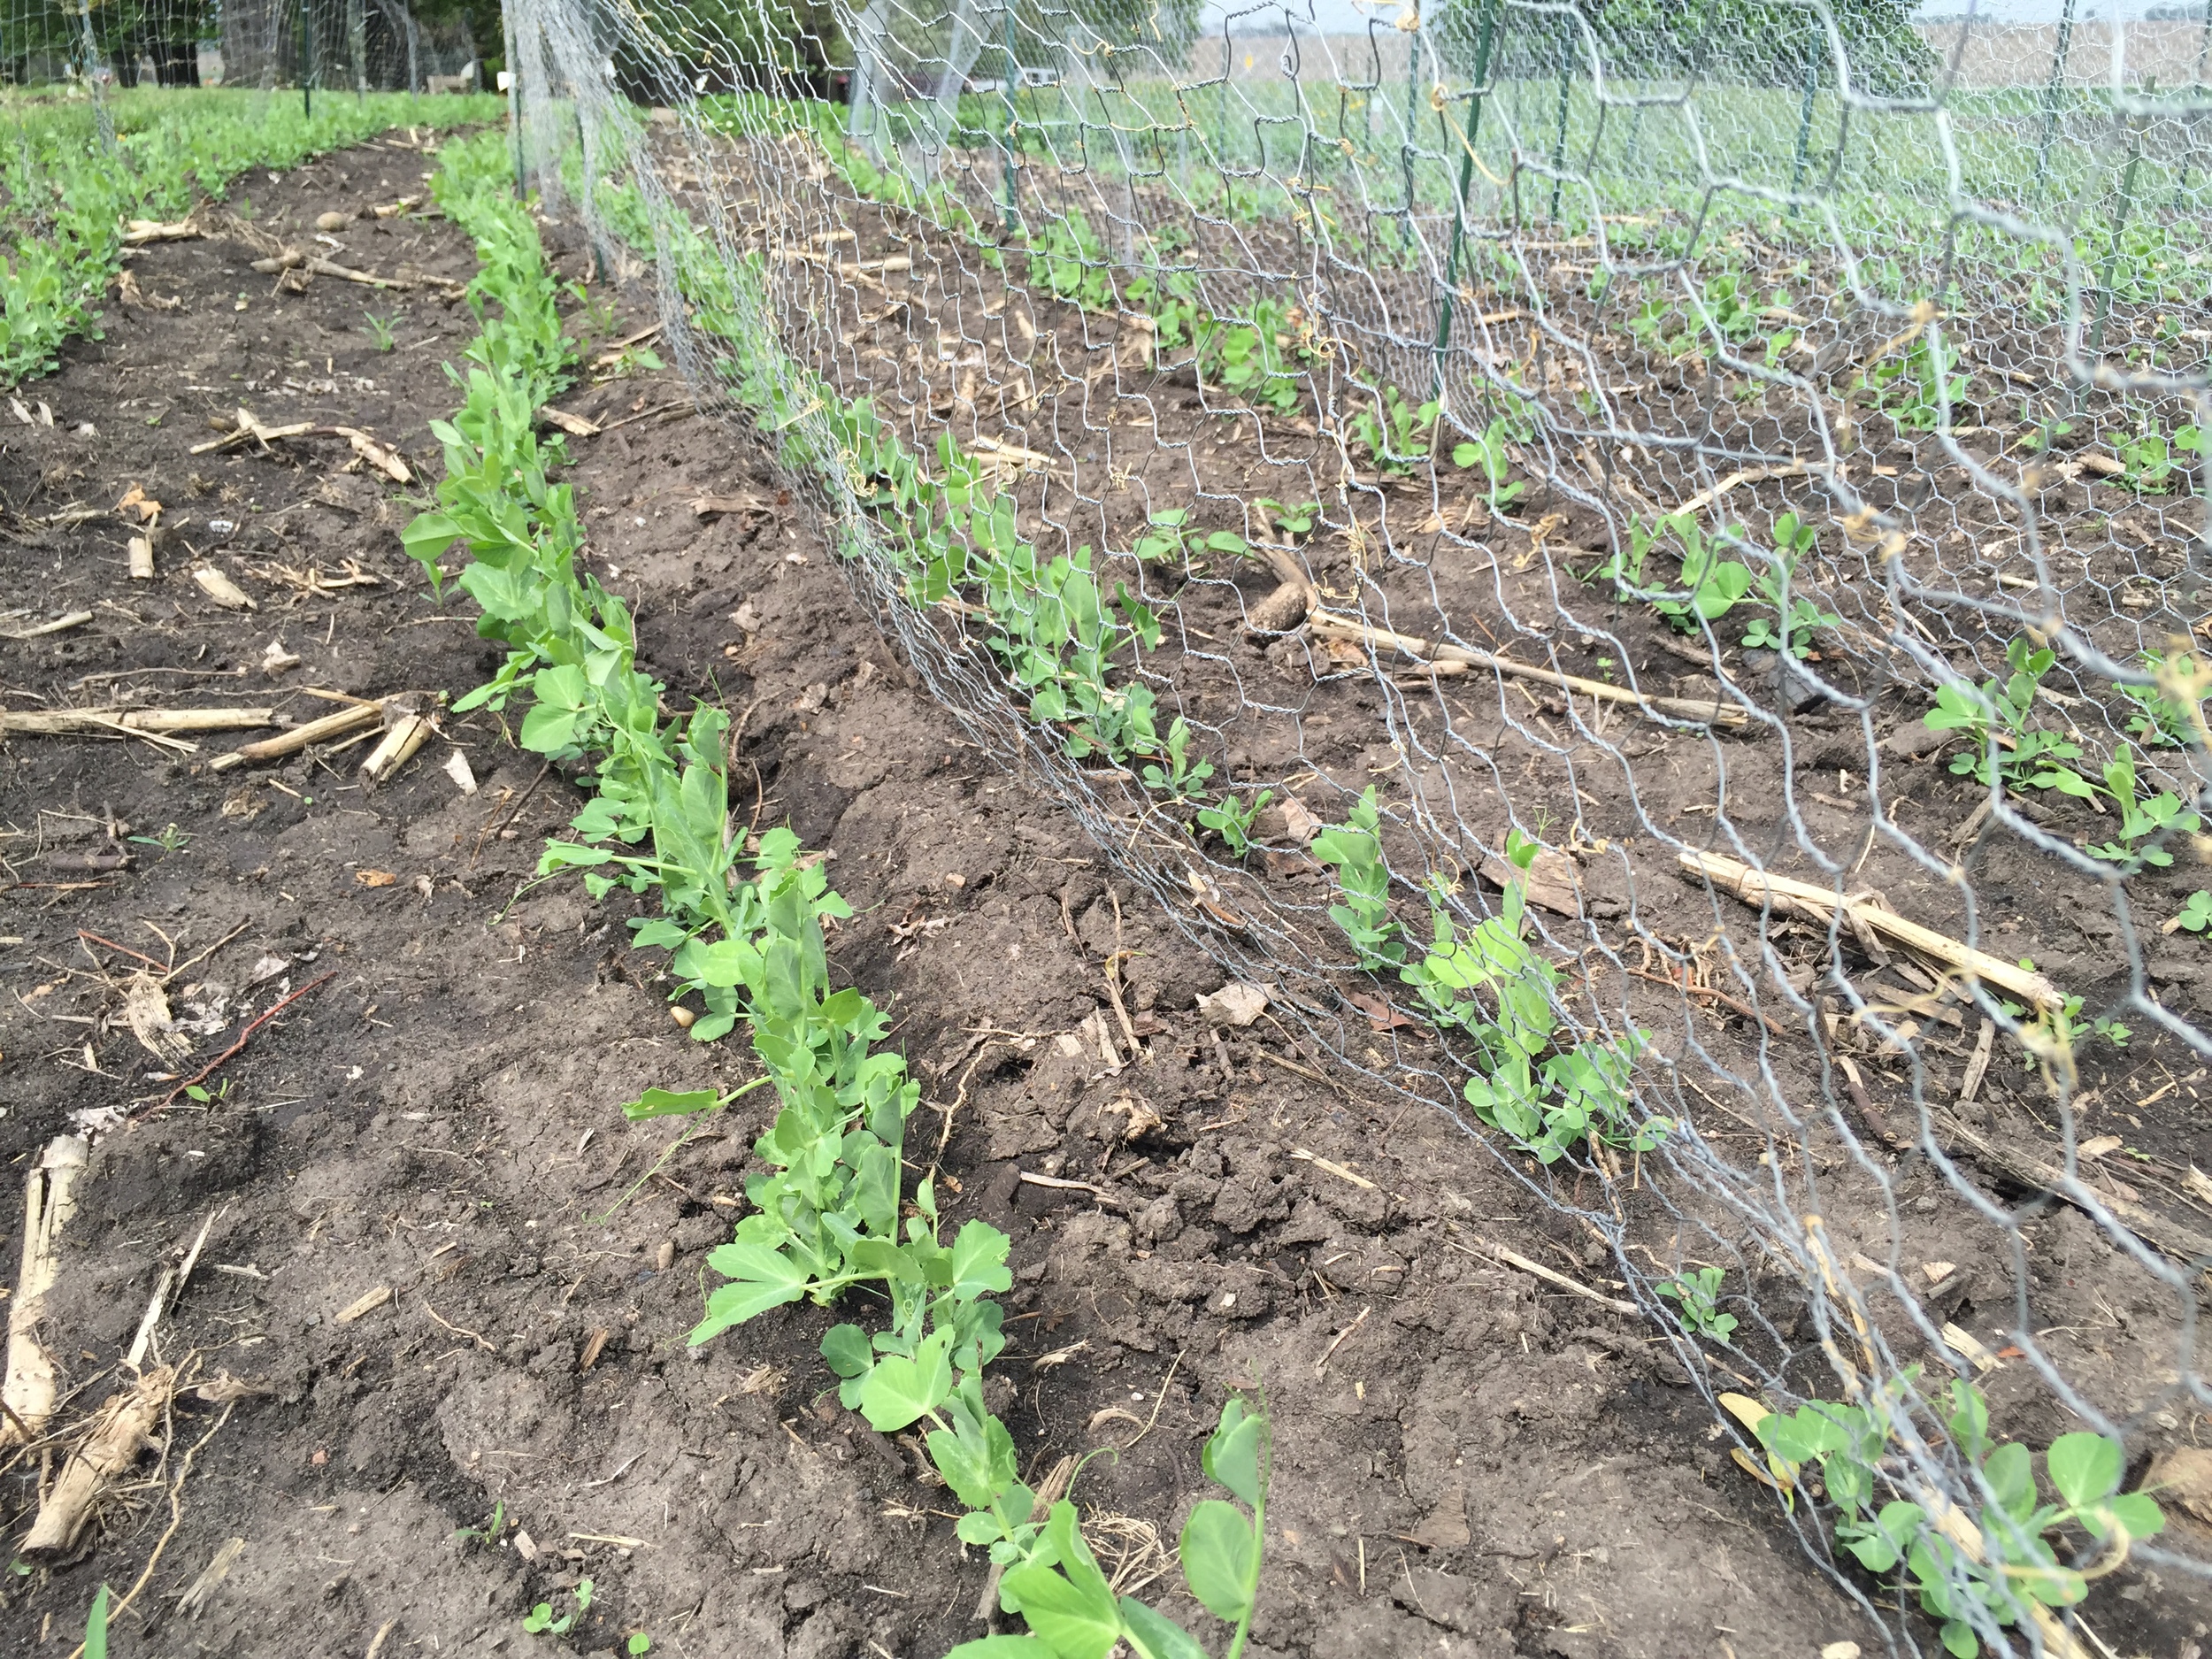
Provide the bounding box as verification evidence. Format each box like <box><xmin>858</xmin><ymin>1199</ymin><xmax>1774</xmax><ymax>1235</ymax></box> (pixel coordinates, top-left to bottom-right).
<box><xmin>523</xmin><ymin>1578</ymin><xmax>592</xmax><ymax>1636</ymax></box>
<box><xmin>1197</xmin><ymin>787</ymin><xmax>1274</xmax><ymax>856</ymax></box>
<box><xmin>2088</xmin><ymin>750</ymin><xmax>2200</xmax><ymax>869</ymax></box>
<box><xmin>949</xmin><ymin>1397</ymin><xmax>1272</xmax><ymax>1659</ymax></box>
<box><xmin>1923</xmin><ymin>639</ymin><xmax>2095</xmax><ymax>802</ymax></box>
<box><xmin>1747</xmin><ymin>1378</ymin><xmax>2163</xmax><ymax>1659</ymax></box>
<box><xmin>1657</xmin><ymin>1266</ymin><xmax>1737</xmax><ymax>1343</ymax></box>
<box><xmin>1450</xmin><ymin>418</ymin><xmax>1525</xmax><ymax>512</ymax></box>
<box><xmin>1141</xmin><ymin>717</ymin><xmax>1216</xmax><ymax>803</ymax></box>
<box><xmin>1310</xmin><ymin>786</ymin><xmax>1403</xmax><ymax>969</ymax></box>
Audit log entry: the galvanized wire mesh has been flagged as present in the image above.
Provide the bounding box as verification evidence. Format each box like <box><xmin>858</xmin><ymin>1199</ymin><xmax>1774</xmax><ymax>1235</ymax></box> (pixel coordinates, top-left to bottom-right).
<box><xmin>513</xmin><ymin>0</ymin><xmax>2210</xmax><ymax>1648</ymax></box>
<box><xmin>0</xmin><ymin>0</ymin><xmax>478</xmax><ymax>93</ymax></box>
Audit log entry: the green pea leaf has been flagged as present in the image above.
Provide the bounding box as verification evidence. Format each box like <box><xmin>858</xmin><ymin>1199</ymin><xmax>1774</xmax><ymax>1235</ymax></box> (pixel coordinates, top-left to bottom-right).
<box><xmin>949</xmin><ymin>1219</ymin><xmax>1014</xmax><ymax>1300</ymax></box>
<box><xmin>927</xmin><ymin>1409</ymin><xmax>1018</xmax><ymax>1511</ymax></box>
<box><xmin>399</xmin><ymin>510</ymin><xmax>463</xmax><ymax>581</ymax></box>
<box><xmin>1000</xmin><ymin>1504</ymin><xmax>1119</xmax><ymax>1659</ymax></box>
<box><xmin>821</xmin><ymin>1323</ymin><xmax>872</xmax><ymax>1379</ymax></box>
<box><xmin>2045</xmin><ymin>1432</ymin><xmax>2122</xmax><ymax>1509</ymax></box>
<box><xmin>518</xmin><ymin>701</ymin><xmax>582</xmax><ymax>754</ymax></box>
<box><xmin>690</xmin><ymin>1242</ymin><xmax>810</xmax><ymax>1342</ymax></box>
<box><xmin>1984</xmin><ymin>1441</ymin><xmax>2035</xmax><ymax>1524</ymax></box>
<box><xmin>1179</xmin><ymin>1499</ymin><xmax>1256</xmax><ymax>1623</ymax></box>
<box><xmin>956</xmin><ymin>1509</ymin><xmax>1009</xmax><ymax>1547</ymax></box>
<box><xmin>2081</xmin><ymin>1491</ymin><xmax>2164</xmax><ymax>1542</ymax></box>
<box><xmin>853</xmin><ymin>1138</ymin><xmax>899</xmax><ymax>1235</ymax></box>
<box><xmin>619</xmin><ymin>1087</ymin><xmax>718</xmax><ymax>1120</ymax></box>
<box><xmin>1117</xmin><ymin>1597</ymin><xmax>1210</xmax><ymax>1659</ymax></box>
<box><xmin>1202</xmin><ymin>1397</ymin><xmax>1264</xmax><ymax>1507</ymax></box>
<box><xmin>942</xmin><ymin>1640</ymin><xmax>1055</xmax><ymax>1659</ymax></box>
<box><xmin>83</xmin><ymin>1584</ymin><xmax>109</xmax><ymax>1659</ymax></box>
<box><xmin>1839</xmin><ymin>1527</ymin><xmax>1899</xmax><ymax>1573</ymax></box>
<box><xmin>856</xmin><ymin>1330</ymin><xmax>953</xmax><ymax>1432</ymax></box>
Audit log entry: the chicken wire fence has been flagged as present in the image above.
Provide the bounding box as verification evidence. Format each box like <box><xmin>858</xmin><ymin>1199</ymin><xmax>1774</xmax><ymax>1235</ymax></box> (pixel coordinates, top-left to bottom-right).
<box><xmin>0</xmin><ymin>0</ymin><xmax>480</xmax><ymax>95</ymax></box>
<box><xmin>513</xmin><ymin>0</ymin><xmax>2209</xmax><ymax>1649</ymax></box>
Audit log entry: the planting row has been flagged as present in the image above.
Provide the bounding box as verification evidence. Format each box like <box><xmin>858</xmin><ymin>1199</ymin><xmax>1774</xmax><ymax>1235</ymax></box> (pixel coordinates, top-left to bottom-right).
<box><xmin>558</xmin><ymin>153</ymin><xmax>2183</xmax><ymax>1654</ymax></box>
<box><xmin>409</xmin><ymin>128</ymin><xmax>1272</xmax><ymax>1659</ymax></box>
<box><xmin>768</xmin><ymin>113</ymin><xmax>2211</xmax><ymax>825</ymax></box>
<box><xmin>0</xmin><ymin>88</ymin><xmax>500</xmax><ymax>388</ymax></box>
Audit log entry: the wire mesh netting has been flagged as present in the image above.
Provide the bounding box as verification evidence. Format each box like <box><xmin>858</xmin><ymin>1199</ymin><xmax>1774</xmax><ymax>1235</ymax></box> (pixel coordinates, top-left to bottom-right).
<box><xmin>509</xmin><ymin>0</ymin><xmax>2208</xmax><ymax>1649</ymax></box>
<box><xmin>1</xmin><ymin>0</ymin><xmax>480</xmax><ymax>93</ymax></box>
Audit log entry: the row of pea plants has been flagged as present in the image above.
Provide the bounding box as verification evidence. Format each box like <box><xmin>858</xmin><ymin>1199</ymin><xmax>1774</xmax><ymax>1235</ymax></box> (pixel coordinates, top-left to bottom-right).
<box><xmin>625</xmin><ymin>104</ymin><xmax>2187</xmax><ymax>1646</ymax></box>
<box><xmin>0</xmin><ymin>88</ymin><xmax>498</xmax><ymax>387</ymax></box>
<box><xmin>583</xmin><ymin>152</ymin><xmax>2179</xmax><ymax>1657</ymax></box>
<box><xmin>780</xmin><ymin>108</ymin><xmax>1556</xmax><ymax>488</ymax></box>
<box><xmin>409</xmin><ymin>130</ymin><xmax>1271</xmax><ymax>1659</ymax></box>
<box><xmin>575</xmin><ymin>155</ymin><xmax>1671</xmax><ymax>1194</ymax></box>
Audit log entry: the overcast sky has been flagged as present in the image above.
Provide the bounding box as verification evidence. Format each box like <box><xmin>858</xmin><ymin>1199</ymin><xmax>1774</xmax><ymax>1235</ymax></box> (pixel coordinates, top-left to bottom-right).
<box><xmin>1194</xmin><ymin>0</ymin><xmax>2197</xmax><ymax>35</ymax></box>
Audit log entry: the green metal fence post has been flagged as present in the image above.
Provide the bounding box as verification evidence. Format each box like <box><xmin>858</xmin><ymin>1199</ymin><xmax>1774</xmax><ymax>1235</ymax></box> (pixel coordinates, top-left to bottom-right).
<box><xmin>301</xmin><ymin>0</ymin><xmax>313</xmax><ymax>118</ymax></box>
<box><xmin>1431</xmin><ymin>0</ymin><xmax>1502</xmax><ymax>374</ymax></box>
<box><xmin>999</xmin><ymin>0</ymin><xmax>1018</xmax><ymax>232</ymax></box>
<box><xmin>1548</xmin><ymin>11</ymin><xmax>1573</xmax><ymax>221</ymax></box>
<box><xmin>1787</xmin><ymin>29</ymin><xmax>1820</xmax><ymax>202</ymax></box>
<box><xmin>2036</xmin><ymin>0</ymin><xmax>2078</xmax><ymax>186</ymax></box>
<box><xmin>2089</xmin><ymin>83</ymin><xmax>2149</xmax><ymax>362</ymax></box>
<box><xmin>1402</xmin><ymin>19</ymin><xmax>1422</xmax><ymax>217</ymax></box>
<box><xmin>2175</xmin><ymin>5</ymin><xmax>2210</xmax><ymax>204</ymax></box>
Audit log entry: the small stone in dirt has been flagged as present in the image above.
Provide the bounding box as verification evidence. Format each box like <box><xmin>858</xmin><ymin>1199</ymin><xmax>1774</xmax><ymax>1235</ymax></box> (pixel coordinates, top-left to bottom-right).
<box><xmin>655</xmin><ymin>1240</ymin><xmax>674</xmax><ymax>1272</ymax></box>
<box><xmin>1198</xmin><ymin>981</ymin><xmax>1270</xmax><ymax>1027</ymax></box>
<box><xmin>315</xmin><ymin>211</ymin><xmax>352</xmax><ymax>232</ymax></box>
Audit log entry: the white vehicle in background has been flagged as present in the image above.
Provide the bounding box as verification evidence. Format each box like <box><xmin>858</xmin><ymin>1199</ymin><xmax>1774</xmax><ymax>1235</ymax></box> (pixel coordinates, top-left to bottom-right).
<box><xmin>964</xmin><ymin>64</ymin><xmax>1059</xmax><ymax>93</ymax></box>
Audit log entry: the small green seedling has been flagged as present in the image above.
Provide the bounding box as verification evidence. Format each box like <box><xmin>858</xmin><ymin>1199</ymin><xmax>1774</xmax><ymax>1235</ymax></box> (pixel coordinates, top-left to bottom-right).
<box><xmin>602</xmin><ymin>342</ymin><xmax>665</xmax><ymax>379</ymax></box>
<box><xmin>2122</xmin><ymin>649</ymin><xmax>2208</xmax><ymax>749</ymax></box>
<box><xmin>1141</xmin><ymin>717</ymin><xmax>1216</xmax><ymax>803</ymax></box>
<box><xmin>2087</xmin><ymin>750</ymin><xmax>2200</xmax><ymax>869</ymax></box>
<box><xmin>2053</xmin><ymin>995</ymin><xmax>2131</xmax><ymax>1051</ymax></box>
<box><xmin>2171</xmin><ymin>891</ymin><xmax>2212</xmax><ymax>934</ymax></box>
<box><xmin>626</xmin><ymin>1635</ymin><xmax>652</xmax><ymax>1656</ymax></box>
<box><xmin>949</xmin><ymin>1395</ymin><xmax>1271</xmax><ymax>1659</ymax></box>
<box><xmin>84</xmin><ymin>1584</ymin><xmax>109</xmax><ymax>1659</ymax></box>
<box><xmin>1739</xmin><ymin>513</ymin><xmax>1840</xmax><ymax>658</ymax></box>
<box><xmin>1657</xmin><ymin>1265</ymin><xmax>1737</xmax><ymax>1343</ymax></box>
<box><xmin>362</xmin><ymin>309</ymin><xmax>398</xmax><ymax>351</ymax></box>
<box><xmin>127</xmin><ymin>822</ymin><xmax>191</xmax><ymax>853</ymax></box>
<box><xmin>1864</xmin><ymin>329</ymin><xmax>1969</xmax><ymax>432</ymax></box>
<box><xmin>456</xmin><ymin>1500</ymin><xmax>505</xmax><ymax>1547</ymax></box>
<box><xmin>2115</xmin><ymin>422</ymin><xmax>2203</xmax><ymax>492</ymax></box>
<box><xmin>1196</xmin><ymin>787</ymin><xmax>1274</xmax><ymax>857</ymax></box>
<box><xmin>1755</xmin><ymin>1378</ymin><xmax>2163</xmax><ymax>1659</ymax></box>
<box><xmin>1311</xmin><ymin>786</ymin><xmax>1402</xmax><ymax>969</ymax></box>
<box><xmin>565</xmin><ymin>280</ymin><xmax>618</xmax><ymax>337</ymax></box>
<box><xmin>1133</xmin><ymin>509</ymin><xmax>1196</xmax><ymax>564</ymax></box>
<box><xmin>1350</xmin><ymin>385</ymin><xmax>1436</xmax><ymax>478</ymax></box>
<box><xmin>1407</xmin><ymin>833</ymin><xmax>1664</xmax><ymax>1165</ymax></box>
<box><xmin>1450</xmin><ymin>418</ymin><xmax>1525</xmax><ymax>512</ymax></box>
<box><xmin>1596</xmin><ymin>514</ymin><xmax>1752</xmax><ymax>632</ymax></box>
<box><xmin>1924</xmin><ymin>639</ymin><xmax>2094</xmax><ymax>800</ymax></box>
<box><xmin>523</xmin><ymin>1577</ymin><xmax>593</xmax><ymax>1636</ymax></box>
<box><xmin>1255</xmin><ymin>496</ymin><xmax>1319</xmax><ymax>539</ymax></box>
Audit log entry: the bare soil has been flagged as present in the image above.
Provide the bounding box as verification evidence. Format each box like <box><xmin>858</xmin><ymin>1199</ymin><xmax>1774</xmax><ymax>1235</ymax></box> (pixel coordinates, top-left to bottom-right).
<box><xmin>0</xmin><ymin>135</ymin><xmax>2203</xmax><ymax>1659</ymax></box>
